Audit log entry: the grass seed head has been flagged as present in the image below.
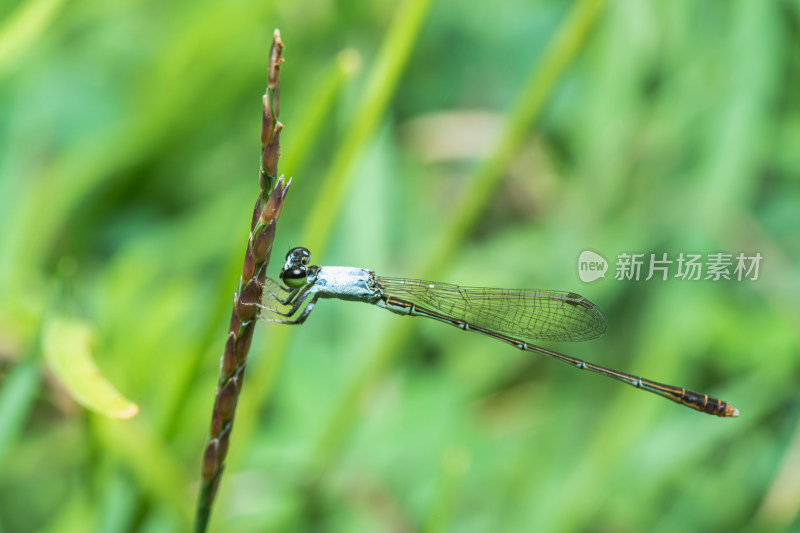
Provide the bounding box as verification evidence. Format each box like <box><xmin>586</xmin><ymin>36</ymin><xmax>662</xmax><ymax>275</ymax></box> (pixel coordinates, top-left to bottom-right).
<box><xmin>218</xmin><ymin>379</ymin><xmax>238</xmax><ymax>421</ymax></box>
<box><xmin>259</xmin><ymin>174</ymin><xmax>288</xmax><ymax>225</ymax></box>
<box><xmin>222</xmin><ymin>333</ymin><xmax>236</xmax><ymax>378</ymax></box>
<box><xmin>236</xmin><ymin>281</ymin><xmax>262</xmax><ymax>321</ymax></box>
<box><xmin>261</xmin><ymin>123</ymin><xmax>283</xmax><ymax>178</ymax></box>
<box><xmin>210</xmin><ymin>403</ymin><xmax>222</xmax><ymax>437</ymax></box>
<box><xmin>261</xmin><ymin>93</ymin><xmax>274</xmax><ymax>149</ymax></box>
<box><xmin>242</xmin><ymin>239</ymin><xmax>255</xmax><ymax>281</ymax></box>
<box><xmin>235</xmin><ymin>325</ymin><xmax>255</xmax><ymax>364</ymax></box>
<box><xmin>253</xmin><ymin>222</ymin><xmax>275</xmax><ymax>264</ymax></box>
<box><xmin>216</xmin><ymin>428</ymin><xmax>231</xmax><ymax>465</ymax></box>
<box><xmin>202</xmin><ymin>440</ymin><xmax>218</xmax><ymax>482</ymax></box>
<box><xmin>268</xmin><ymin>29</ymin><xmax>284</xmax><ymax>90</ymax></box>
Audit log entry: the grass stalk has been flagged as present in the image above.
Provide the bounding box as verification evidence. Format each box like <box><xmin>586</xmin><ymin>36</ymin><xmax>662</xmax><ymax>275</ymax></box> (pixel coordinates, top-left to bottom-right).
<box><xmin>282</xmin><ymin>49</ymin><xmax>363</xmax><ymax>178</ymax></box>
<box><xmin>423</xmin><ymin>0</ymin><xmax>608</xmax><ymax>272</ymax></box>
<box><xmin>294</xmin><ymin>0</ymin><xmax>434</xmax><ymax>259</ymax></box>
<box><xmin>229</xmin><ymin>0</ymin><xmax>434</xmax><ymax>475</ymax></box>
<box><xmin>306</xmin><ymin>0</ymin><xmax>608</xmax><ymax>476</ymax></box>
<box><xmin>192</xmin><ymin>29</ymin><xmax>290</xmax><ymax>533</ymax></box>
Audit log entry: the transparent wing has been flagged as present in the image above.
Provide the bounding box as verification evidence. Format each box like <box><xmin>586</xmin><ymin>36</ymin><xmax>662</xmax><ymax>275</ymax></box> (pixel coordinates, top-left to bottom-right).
<box><xmin>376</xmin><ymin>276</ymin><xmax>607</xmax><ymax>342</ymax></box>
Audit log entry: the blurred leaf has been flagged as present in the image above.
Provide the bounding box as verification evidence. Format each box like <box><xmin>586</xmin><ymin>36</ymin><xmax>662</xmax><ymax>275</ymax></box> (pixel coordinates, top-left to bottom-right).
<box><xmin>300</xmin><ymin>0</ymin><xmax>436</xmax><ymax>259</ymax></box>
<box><xmin>42</xmin><ymin>318</ymin><xmax>138</xmax><ymax>419</ymax></box>
<box><xmin>0</xmin><ymin>0</ymin><xmax>65</xmax><ymax>74</ymax></box>
<box><xmin>0</xmin><ymin>358</ymin><xmax>39</xmax><ymax>467</ymax></box>
<box><xmin>1</xmin><ymin>0</ymin><xmax>799</xmax><ymax>530</ymax></box>
<box><xmin>92</xmin><ymin>416</ymin><xmax>191</xmax><ymax>527</ymax></box>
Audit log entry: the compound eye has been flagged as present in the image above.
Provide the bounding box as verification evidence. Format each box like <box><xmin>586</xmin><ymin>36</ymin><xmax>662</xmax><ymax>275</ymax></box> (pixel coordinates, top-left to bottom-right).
<box><xmin>286</xmin><ymin>247</ymin><xmax>311</xmax><ymax>262</ymax></box>
<box><xmin>281</xmin><ymin>267</ymin><xmax>307</xmax><ymax>288</ymax></box>
<box><xmin>282</xmin><ymin>247</ymin><xmax>312</xmax><ymax>287</ymax></box>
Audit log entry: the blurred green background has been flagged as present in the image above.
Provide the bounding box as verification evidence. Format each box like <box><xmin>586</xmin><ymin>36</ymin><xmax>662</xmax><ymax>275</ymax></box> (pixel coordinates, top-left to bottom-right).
<box><xmin>1</xmin><ymin>0</ymin><xmax>799</xmax><ymax>531</ymax></box>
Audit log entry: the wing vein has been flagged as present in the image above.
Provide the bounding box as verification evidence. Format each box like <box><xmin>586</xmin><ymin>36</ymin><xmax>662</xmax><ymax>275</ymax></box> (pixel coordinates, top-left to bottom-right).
<box><xmin>376</xmin><ymin>276</ymin><xmax>607</xmax><ymax>342</ymax></box>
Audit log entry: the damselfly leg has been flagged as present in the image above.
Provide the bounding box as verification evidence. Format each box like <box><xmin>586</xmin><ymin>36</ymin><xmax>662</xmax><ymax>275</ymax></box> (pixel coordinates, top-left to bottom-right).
<box><xmin>257</xmin><ymin>293</ymin><xmax>320</xmax><ymax>325</ymax></box>
<box><xmin>247</xmin><ymin>276</ymin><xmax>320</xmax><ymax>325</ymax></box>
<box><xmin>259</xmin><ymin>277</ymin><xmax>300</xmax><ymax>304</ymax></box>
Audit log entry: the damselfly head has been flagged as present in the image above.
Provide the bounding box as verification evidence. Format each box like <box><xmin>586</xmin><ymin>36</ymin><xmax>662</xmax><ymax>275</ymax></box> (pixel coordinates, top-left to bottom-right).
<box><xmin>281</xmin><ymin>247</ymin><xmax>311</xmax><ymax>288</ymax></box>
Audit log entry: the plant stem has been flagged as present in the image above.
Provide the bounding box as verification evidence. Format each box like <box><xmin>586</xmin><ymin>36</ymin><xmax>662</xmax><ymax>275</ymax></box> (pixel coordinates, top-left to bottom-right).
<box><xmin>307</xmin><ymin>0</ymin><xmax>608</xmax><ymax>477</ymax></box>
<box><xmin>192</xmin><ymin>29</ymin><xmax>290</xmax><ymax>533</ymax></box>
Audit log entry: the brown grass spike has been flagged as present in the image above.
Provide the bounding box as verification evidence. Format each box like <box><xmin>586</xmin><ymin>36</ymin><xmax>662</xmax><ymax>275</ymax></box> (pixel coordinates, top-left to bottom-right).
<box><xmin>193</xmin><ymin>29</ymin><xmax>289</xmax><ymax>533</ymax></box>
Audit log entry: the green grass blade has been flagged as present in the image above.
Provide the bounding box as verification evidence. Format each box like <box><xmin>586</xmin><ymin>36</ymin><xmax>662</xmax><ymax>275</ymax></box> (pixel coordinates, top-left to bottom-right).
<box><xmin>306</xmin><ymin>0</ymin><xmax>608</xmax><ymax>476</ymax></box>
<box><xmin>0</xmin><ymin>358</ymin><xmax>39</xmax><ymax>468</ymax></box>
<box><xmin>229</xmin><ymin>0</ymin><xmax>435</xmax><ymax>476</ymax></box>
<box><xmin>298</xmin><ymin>0</ymin><xmax>435</xmax><ymax>259</ymax></box>
<box><xmin>0</xmin><ymin>0</ymin><xmax>65</xmax><ymax>74</ymax></box>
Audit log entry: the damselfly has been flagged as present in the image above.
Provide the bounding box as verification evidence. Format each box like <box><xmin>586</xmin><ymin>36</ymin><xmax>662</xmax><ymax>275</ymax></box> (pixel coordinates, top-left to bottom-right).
<box><xmin>252</xmin><ymin>247</ymin><xmax>738</xmax><ymax>417</ymax></box>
